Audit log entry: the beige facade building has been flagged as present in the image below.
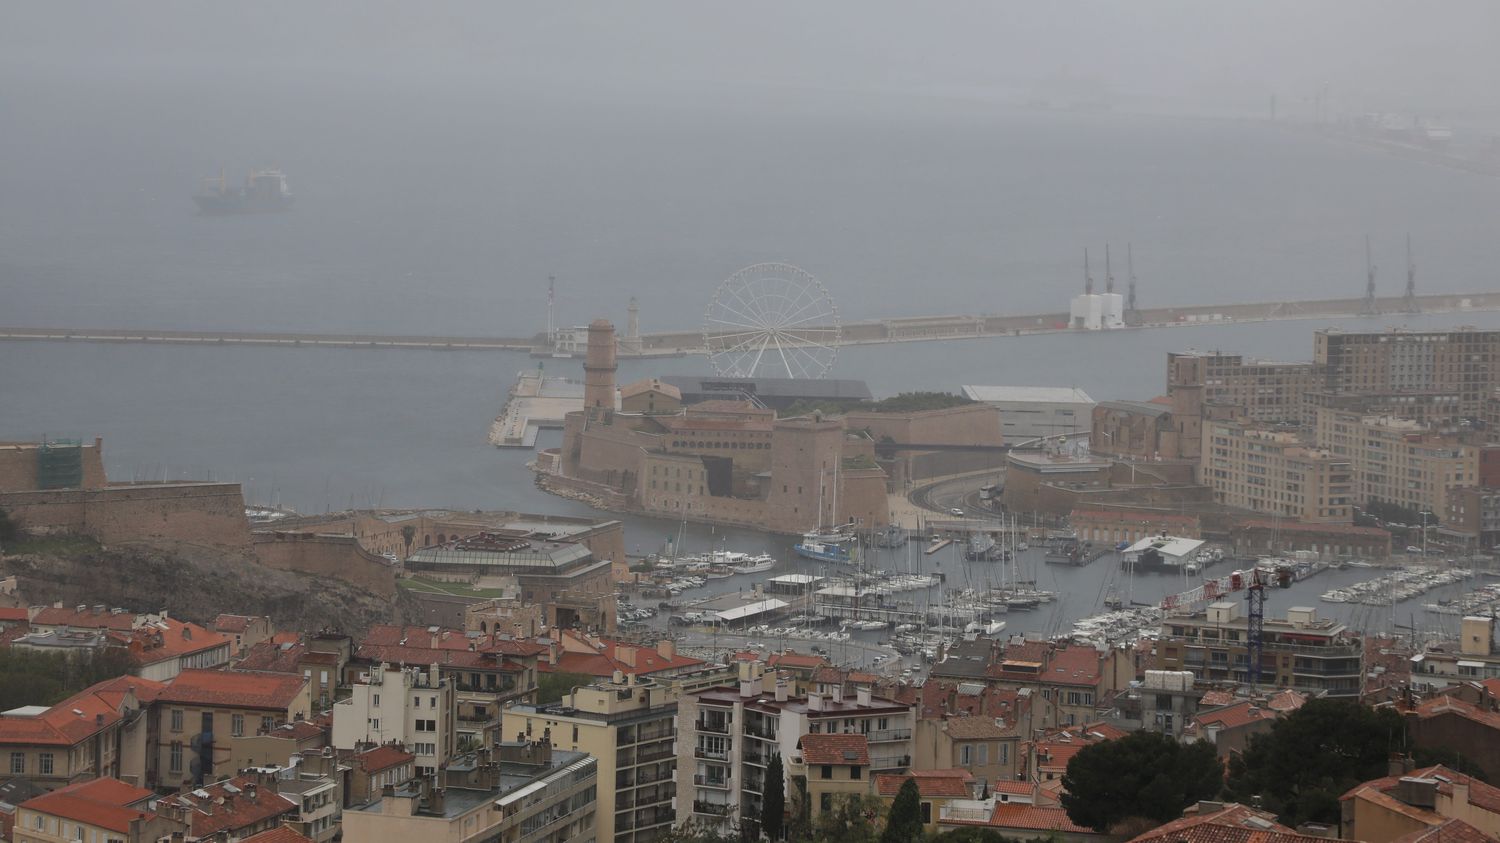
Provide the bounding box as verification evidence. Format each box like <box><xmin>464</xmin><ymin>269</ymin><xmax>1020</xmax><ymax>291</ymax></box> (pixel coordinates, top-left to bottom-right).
<box><xmin>1315</xmin><ymin>410</ymin><xmax>1479</xmax><ymax>520</ymax></box>
<box><xmin>1201</xmin><ymin>417</ymin><xmax>1353</xmax><ymax>523</ymax></box>
<box><xmin>155</xmin><ymin>669</ymin><xmax>313</xmax><ymax>790</ymax></box>
<box><xmin>1167</xmin><ymin>351</ymin><xmax>1318</xmax><ymax>426</ymax></box>
<box><xmin>503</xmin><ymin>675</ymin><xmax>686</xmax><ymax>843</ymax></box>
<box><xmin>0</xmin><ymin>677</ymin><xmax>164</xmax><ymax>791</ymax></box>
<box><xmin>342</xmin><ymin>742</ymin><xmax>597</xmax><ymax>843</ymax></box>
<box><xmin>1156</xmin><ymin>603</ymin><xmax>1363</xmax><ymax>697</ymax></box>
<box><xmin>332</xmin><ymin>663</ymin><xmax>456</xmax><ymax>777</ymax></box>
<box><xmin>13</xmin><ymin>778</ymin><xmax>184</xmax><ymax>843</ymax></box>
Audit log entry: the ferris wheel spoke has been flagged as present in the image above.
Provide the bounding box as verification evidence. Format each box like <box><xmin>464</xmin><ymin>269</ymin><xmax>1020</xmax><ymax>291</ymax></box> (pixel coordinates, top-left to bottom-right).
<box><xmin>746</xmin><ymin>334</ymin><xmax>774</xmax><ymax>377</ymax></box>
<box><xmin>785</xmin><ymin>339</ymin><xmax>826</xmax><ymax>377</ymax></box>
<box><xmin>704</xmin><ymin>322</ymin><xmax>769</xmax><ymax>340</ymax></box>
<box><xmin>714</xmin><ymin>330</ymin><xmax>769</xmax><ymax>358</ymax></box>
<box><xmin>734</xmin><ymin>334</ymin><xmax>773</xmax><ymax>378</ymax></box>
<box><xmin>723</xmin><ymin>283</ymin><xmax>771</xmax><ymax>329</ymax></box>
<box><xmin>779</xmin><ymin>309</ymin><xmax>840</xmax><ymax>330</ymax></box>
<box><xmin>771</xmin><ymin>292</ymin><xmax>831</xmax><ymax>329</ymax></box>
<box><xmin>770</xmin><ymin>333</ymin><xmax>798</xmax><ymax>379</ymax></box>
<box><xmin>711</xmin><ymin>297</ymin><xmax>769</xmax><ymax>331</ymax></box>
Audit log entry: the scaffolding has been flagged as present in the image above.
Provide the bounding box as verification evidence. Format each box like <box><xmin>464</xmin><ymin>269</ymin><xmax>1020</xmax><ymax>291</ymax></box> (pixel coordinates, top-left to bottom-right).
<box><xmin>37</xmin><ymin>438</ymin><xmax>84</xmax><ymax>489</ymax></box>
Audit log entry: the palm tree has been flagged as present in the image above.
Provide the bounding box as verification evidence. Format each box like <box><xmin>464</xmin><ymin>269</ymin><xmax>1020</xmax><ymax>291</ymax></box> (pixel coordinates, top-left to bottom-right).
<box><xmin>401</xmin><ymin>525</ymin><xmax>416</xmax><ymax>559</ymax></box>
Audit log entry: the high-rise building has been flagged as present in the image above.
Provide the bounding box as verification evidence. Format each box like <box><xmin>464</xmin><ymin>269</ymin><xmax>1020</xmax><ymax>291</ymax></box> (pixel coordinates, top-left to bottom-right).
<box><xmin>1314</xmin><ymin>328</ymin><xmax>1500</xmax><ymax>419</ymax></box>
<box><xmin>332</xmin><ymin>663</ymin><xmax>456</xmax><ymax>777</ymax></box>
<box><xmin>1155</xmin><ymin>603</ymin><xmax>1363</xmax><ymax>696</ymax></box>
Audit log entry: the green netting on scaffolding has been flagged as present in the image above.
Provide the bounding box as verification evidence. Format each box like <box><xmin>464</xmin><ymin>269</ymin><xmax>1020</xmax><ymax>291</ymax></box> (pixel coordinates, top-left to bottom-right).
<box><xmin>37</xmin><ymin>439</ymin><xmax>84</xmax><ymax>489</ymax></box>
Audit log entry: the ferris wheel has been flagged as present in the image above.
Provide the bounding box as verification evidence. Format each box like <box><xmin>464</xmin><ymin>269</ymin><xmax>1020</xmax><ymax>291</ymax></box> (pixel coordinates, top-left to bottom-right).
<box><xmin>702</xmin><ymin>262</ymin><xmax>841</xmax><ymax>379</ymax></box>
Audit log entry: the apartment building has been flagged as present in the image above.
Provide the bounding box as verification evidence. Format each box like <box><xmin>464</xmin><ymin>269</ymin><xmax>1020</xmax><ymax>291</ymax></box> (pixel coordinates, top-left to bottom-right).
<box><xmin>1410</xmin><ymin>616</ymin><xmax>1500</xmax><ymax>686</ymax></box>
<box><xmin>1314</xmin><ymin>328</ymin><xmax>1500</xmax><ymax>419</ymax></box>
<box><xmin>155</xmin><ymin>669</ymin><xmax>313</xmax><ymax>789</ymax></box>
<box><xmin>1166</xmin><ymin>351</ymin><xmax>1318</xmax><ymax>425</ymax></box>
<box><xmin>787</xmin><ymin>733</ymin><xmax>869</xmax><ymax>822</ymax></box>
<box><xmin>675</xmin><ymin>662</ymin><xmax>915</xmax><ymax>836</ymax></box>
<box><xmin>332</xmin><ymin>663</ymin><xmax>456</xmax><ymax>777</ymax></box>
<box><xmin>1156</xmin><ymin>603</ymin><xmax>1363</xmax><ymax>696</ymax></box>
<box><xmin>1201</xmin><ymin>417</ymin><xmax>1353</xmax><ymax>523</ymax></box>
<box><xmin>503</xmin><ymin>674</ymin><xmax>685</xmax><ymax>843</ymax></box>
<box><xmin>0</xmin><ymin>676</ymin><xmax>165</xmax><ymax>790</ymax></box>
<box><xmin>342</xmin><ymin>741</ymin><xmax>597</xmax><ymax>843</ymax></box>
<box><xmin>1446</xmin><ymin>486</ymin><xmax>1500</xmax><ymax>550</ymax></box>
<box><xmin>1316</xmin><ymin>410</ymin><xmax>1479</xmax><ymax>519</ymax></box>
<box><xmin>161</xmin><ymin>776</ymin><xmax>298</xmax><ymax>843</ymax></box>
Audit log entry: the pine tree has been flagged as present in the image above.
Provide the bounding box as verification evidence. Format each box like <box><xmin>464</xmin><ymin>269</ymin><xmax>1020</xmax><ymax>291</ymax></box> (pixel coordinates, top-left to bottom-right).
<box><xmin>763</xmin><ymin>754</ymin><xmax>785</xmax><ymax>841</ymax></box>
<box><xmin>880</xmin><ymin>777</ymin><xmax>923</xmax><ymax>843</ymax></box>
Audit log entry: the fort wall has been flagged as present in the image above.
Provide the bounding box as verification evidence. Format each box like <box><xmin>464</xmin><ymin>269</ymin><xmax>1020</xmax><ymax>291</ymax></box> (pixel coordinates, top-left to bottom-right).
<box><xmin>0</xmin><ymin>482</ymin><xmax>250</xmax><ymax>547</ymax></box>
<box><xmin>0</xmin><ymin>439</ymin><xmax>107</xmax><ymax>492</ymax></box>
<box><xmin>251</xmin><ymin>531</ymin><xmax>397</xmax><ymax>597</ymax></box>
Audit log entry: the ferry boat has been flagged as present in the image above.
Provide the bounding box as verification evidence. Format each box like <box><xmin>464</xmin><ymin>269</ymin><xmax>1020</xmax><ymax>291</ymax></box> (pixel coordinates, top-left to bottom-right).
<box><xmin>193</xmin><ymin>168</ymin><xmax>294</xmax><ymax>214</ymax></box>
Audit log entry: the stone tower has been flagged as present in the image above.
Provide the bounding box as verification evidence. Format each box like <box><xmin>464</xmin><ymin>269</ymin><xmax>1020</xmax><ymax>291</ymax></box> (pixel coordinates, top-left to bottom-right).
<box><xmin>583</xmin><ymin>319</ymin><xmax>617</xmax><ymax>416</ymax></box>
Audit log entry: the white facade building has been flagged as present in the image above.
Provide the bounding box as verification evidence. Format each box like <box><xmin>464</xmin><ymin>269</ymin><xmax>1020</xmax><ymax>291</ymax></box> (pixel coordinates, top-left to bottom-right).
<box><xmin>331</xmin><ymin>663</ymin><xmax>456</xmax><ymax>776</ymax></box>
<box><xmin>961</xmin><ymin>385</ymin><xmax>1096</xmax><ymax>443</ymax></box>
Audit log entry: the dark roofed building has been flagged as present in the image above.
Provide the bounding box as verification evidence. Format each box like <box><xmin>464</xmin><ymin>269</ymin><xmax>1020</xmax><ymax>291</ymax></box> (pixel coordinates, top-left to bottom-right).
<box><xmin>661</xmin><ymin>375</ymin><xmax>872</xmax><ymax>410</ymax></box>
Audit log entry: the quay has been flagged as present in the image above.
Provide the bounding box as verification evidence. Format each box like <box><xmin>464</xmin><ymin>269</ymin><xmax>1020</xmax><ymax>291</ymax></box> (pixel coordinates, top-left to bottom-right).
<box><xmin>489</xmin><ymin>369</ymin><xmax>585</xmax><ymax>448</ymax></box>
<box><xmin>3</xmin><ymin>291</ymin><xmax>1498</xmax><ymax>355</ymax></box>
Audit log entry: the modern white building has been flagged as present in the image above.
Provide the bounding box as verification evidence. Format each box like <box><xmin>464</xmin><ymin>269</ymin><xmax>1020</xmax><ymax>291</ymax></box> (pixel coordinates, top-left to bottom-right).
<box><xmin>961</xmin><ymin>385</ymin><xmax>1096</xmax><ymax>443</ymax></box>
<box><xmin>331</xmin><ymin>663</ymin><xmax>457</xmax><ymax>777</ymax></box>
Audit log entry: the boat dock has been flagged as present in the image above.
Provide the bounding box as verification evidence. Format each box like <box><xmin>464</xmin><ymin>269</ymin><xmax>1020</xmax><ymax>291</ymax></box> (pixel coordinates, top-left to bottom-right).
<box><xmin>489</xmin><ymin>370</ymin><xmax>586</xmax><ymax>448</ymax></box>
<box><xmin>924</xmin><ymin>539</ymin><xmax>953</xmax><ymax>555</ymax></box>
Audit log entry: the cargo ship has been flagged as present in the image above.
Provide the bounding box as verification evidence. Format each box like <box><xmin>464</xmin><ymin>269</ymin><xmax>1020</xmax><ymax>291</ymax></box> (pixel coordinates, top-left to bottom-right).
<box><xmin>193</xmin><ymin>168</ymin><xmax>294</xmax><ymax>214</ymax></box>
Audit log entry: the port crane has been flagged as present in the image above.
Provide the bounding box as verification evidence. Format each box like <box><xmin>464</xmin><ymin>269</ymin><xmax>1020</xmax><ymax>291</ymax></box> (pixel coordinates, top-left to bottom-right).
<box><xmin>1159</xmin><ymin>564</ymin><xmax>1293</xmax><ymax>688</ymax></box>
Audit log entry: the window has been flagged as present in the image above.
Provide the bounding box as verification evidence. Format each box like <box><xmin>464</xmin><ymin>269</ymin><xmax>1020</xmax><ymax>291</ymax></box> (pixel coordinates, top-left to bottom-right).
<box><xmin>371</xmin><ymin>718</ymin><xmax>380</xmax><ymax>731</ymax></box>
<box><xmin>231</xmin><ymin>714</ymin><xmax>244</xmax><ymax>737</ymax></box>
<box><xmin>820</xmin><ymin>793</ymin><xmax>832</xmax><ymax>812</ymax></box>
<box><xmin>821</xmin><ymin>765</ymin><xmax>832</xmax><ymax>780</ymax></box>
<box><xmin>261</xmin><ymin>716</ymin><xmax>274</xmax><ymax>733</ymax></box>
<box><xmin>430</xmin><ymin>696</ymin><xmax>437</xmax><ymax>708</ymax></box>
<box><xmin>320</xmin><ymin>670</ymin><xmax>329</xmax><ymax>686</ymax></box>
<box><xmin>413</xmin><ymin>696</ymin><xmax>421</xmax><ymax>708</ymax></box>
<box><xmin>960</xmin><ymin>745</ymin><xmax>971</xmax><ymax>765</ymax></box>
<box><xmin>9</xmin><ymin>752</ymin><xmax>21</xmax><ymax>774</ymax></box>
<box><xmin>373</xmin><ymin>693</ymin><xmax>380</xmax><ymax>707</ymax></box>
<box><xmin>850</xmin><ymin>765</ymin><xmax>862</xmax><ymax>780</ymax></box>
<box><xmin>169</xmin><ymin>741</ymin><xmax>183</xmax><ymax>773</ymax></box>
<box><xmin>978</xmin><ymin>744</ymin><xmax>988</xmax><ymax>765</ymax></box>
<box><xmin>39</xmin><ymin>753</ymin><xmax>53</xmax><ymax>775</ymax></box>
<box><xmin>170</xmin><ymin>709</ymin><xmax>184</xmax><ymax>732</ymax></box>
<box><xmin>920</xmin><ymin>802</ymin><xmax>931</xmax><ymax>824</ymax></box>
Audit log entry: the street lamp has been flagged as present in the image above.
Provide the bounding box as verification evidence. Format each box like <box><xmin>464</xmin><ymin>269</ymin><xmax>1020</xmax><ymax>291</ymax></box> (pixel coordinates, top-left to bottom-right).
<box><xmin>1419</xmin><ymin>510</ymin><xmax>1434</xmax><ymax>559</ymax></box>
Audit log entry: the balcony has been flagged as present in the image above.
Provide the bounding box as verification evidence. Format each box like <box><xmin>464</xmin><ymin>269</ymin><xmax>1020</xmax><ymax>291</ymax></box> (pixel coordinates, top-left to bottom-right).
<box><xmin>638</xmin><ymin>747</ymin><xmax>675</xmax><ymax>765</ymax></box>
<box><xmin>741</xmin><ymin>747</ymin><xmax>767</xmax><ymax>766</ymax></box>
<box><xmin>696</xmin><ymin>720</ymin><xmax>731</xmax><ymax>735</ymax></box>
<box><xmin>693</xmin><ymin>747</ymin><xmax>730</xmax><ymax>762</ymax></box>
<box><xmin>693</xmin><ymin>800</ymin><xmax>732</xmax><ymax>817</ymax></box>
<box><xmin>694</xmin><ymin>775</ymin><xmax>731</xmax><ymax>791</ymax></box>
<box><xmin>743</xmin><ymin>725</ymin><xmax>776</xmax><ymax>740</ymax></box>
<box><xmin>871</xmin><ymin>754</ymin><xmax>912</xmax><ymax>770</ymax></box>
<box><xmin>866</xmin><ymin>728</ymin><xmax>912</xmax><ymax>743</ymax></box>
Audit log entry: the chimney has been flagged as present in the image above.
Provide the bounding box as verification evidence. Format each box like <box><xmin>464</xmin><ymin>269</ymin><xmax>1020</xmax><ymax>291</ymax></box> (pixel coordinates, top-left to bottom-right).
<box><xmin>617</xmin><ymin>645</ymin><xmax>637</xmax><ymax>668</ymax></box>
<box><xmin>774</xmin><ymin>678</ymin><xmax>789</xmax><ymax>703</ymax></box>
<box><xmin>1387</xmin><ymin>754</ymin><xmax>1414</xmax><ymax>777</ymax></box>
<box><xmin>808</xmin><ymin>692</ymin><xmax>824</xmax><ymax>712</ymax></box>
<box><xmin>656</xmin><ymin>639</ymin><xmax>675</xmax><ymax>661</ymax></box>
<box><xmin>857</xmin><ymin>687</ymin><xmax>871</xmax><ymax>707</ymax></box>
<box><xmin>612</xmin><ymin>669</ymin><xmax>625</xmax><ymax>685</ymax></box>
<box><xmin>247</xmin><ymin>782</ymin><xmax>258</xmax><ymax>800</ymax></box>
<box><xmin>429</xmin><ymin>663</ymin><xmax>440</xmax><ymax>688</ymax></box>
<box><xmin>831</xmin><ymin>685</ymin><xmax>843</xmax><ymax>705</ymax></box>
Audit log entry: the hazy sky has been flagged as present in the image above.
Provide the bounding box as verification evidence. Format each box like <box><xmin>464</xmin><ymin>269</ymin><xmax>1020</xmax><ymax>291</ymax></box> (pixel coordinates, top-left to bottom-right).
<box><xmin>4</xmin><ymin>2</ymin><xmax>1498</xmax><ymax>116</ymax></box>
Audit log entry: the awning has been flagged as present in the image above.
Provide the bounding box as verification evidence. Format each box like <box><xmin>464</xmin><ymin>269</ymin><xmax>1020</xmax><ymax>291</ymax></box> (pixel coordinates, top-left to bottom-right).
<box><xmin>714</xmin><ymin>598</ymin><xmax>790</xmax><ymax>623</ymax></box>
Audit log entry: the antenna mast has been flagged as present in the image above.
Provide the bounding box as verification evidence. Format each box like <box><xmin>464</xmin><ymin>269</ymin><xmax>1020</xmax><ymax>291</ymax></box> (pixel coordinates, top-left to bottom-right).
<box><xmin>1360</xmin><ymin>236</ymin><xmax>1380</xmax><ymax>316</ymax></box>
<box><xmin>1403</xmin><ymin>235</ymin><xmax>1420</xmax><ymax>314</ymax></box>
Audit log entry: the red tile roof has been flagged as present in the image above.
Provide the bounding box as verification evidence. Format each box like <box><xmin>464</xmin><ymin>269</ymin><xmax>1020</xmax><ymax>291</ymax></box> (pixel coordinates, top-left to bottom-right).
<box><xmin>875</xmin><ymin>770</ymin><xmax>973</xmax><ymax>799</ymax></box>
<box><xmin>159</xmin><ymin>669</ymin><xmax>308</xmax><ymax>711</ymax></box>
<box><xmin>1342</xmin><ymin>765</ymin><xmax>1500</xmax><ymax>817</ymax></box>
<box><xmin>986</xmin><ymin>804</ymin><xmax>1094</xmax><ymax>834</ymax></box>
<box><xmin>31</xmin><ymin>606</ymin><xmax>137</xmax><ymax>631</ymax></box>
<box><xmin>1389</xmin><ymin>818</ymin><xmax>1495</xmax><ymax>843</ymax></box>
<box><xmin>236</xmin><ymin>641</ymin><xmax>307</xmax><ymax>674</ymax></box>
<box><xmin>1125</xmin><ymin>803</ymin><xmax>1320</xmax><ymax>843</ymax></box>
<box><xmin>1194</xmin><ymin>701</ymin><xmax>1278</xmax><ymax>731</ymax></box>
<box><xmin>240</xmin><ymin>827</ymin><xmax>316</xmax><ymax>843</ymax></box>
<box><xmin>1046</xmin><ymin>645</ymin><xmax>1102</xmax><ymax>687</ymax></box>
<box><xmin>798</xmin><ymin>733</ymin><xmax>869</xmax><ymax>766</ymax></box>
<box><xmin>988</xmin><ymin>780</ymin><xmax>1037</xmax><ymax>797</ymax></box>
<box><xmin>127</xmin><ymin>619</ymin><xmax>231</xmax><ymax>666</ymax></box>
<box><xmin>213</xmin><ymin>614</ymin><xmax>254</xmax><ymax>633</ymax></box>
<box><xmin>357</xmin><ymin>744</ymin><xmax>415</xmax><ymax>773</ymax></box>
<box><xmin>0</xmin><ymin>675</ymin><xmax>165</xmax><ymax>747</ymax></box>
<box><xmin>266</xmin><ymin>721</ymin><xmax>325</xmax><ymax>742</ymax></box>
<box><xmin>539</xmin><ymin>633</ymin><xmax>703</xmax><ymax>677</ymax></box>
<box><xmin>767</xmin><ymin>651</ymin><xmax>828</xmax><ymax>670</ymax></box>
<box><xmin>1411</xmin><ymin>696</ymin><xmax>1500</xmax><ymax>733</ymax></box>
<box><xmin>1266</xmin><ymin>690</ymin><xmax>1308</xmax><ymax>712</ymax></box>
<box><xmin>171</xmin><ymin>776</ymin><xmax>296</xmax><ymax>838</ymax></box>
<box><xmin>0</xmin><ymin>608</ymin><xmax>28</xmax><ymax>623</ymax></box>
<box><xmin>944</xmin><ymin>716</ymin><xmax>1014</xmax><ymax>740</ymax></box>
<box><xmin>18</xmin><ymin>778</ymin><xmax>155</xmax><ymax>834</ymax></box>
<box><xmin>361</xmin><ymin>625</ymin><xmax>546</xmax><ymax>657</ymax></box>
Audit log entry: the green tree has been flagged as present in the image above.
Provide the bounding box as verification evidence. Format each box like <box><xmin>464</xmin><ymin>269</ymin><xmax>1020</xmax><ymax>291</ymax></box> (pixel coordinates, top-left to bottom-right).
<box><xmin>401</xmin><ymin>525</ymin><xmax>416</xmax><ymax>557</ymax></box>
<box><xmin>1224</xmin><ymin>698</ymin><xmax>1404</xmax><ymax>827</ymax></box>
<box><xmin>1061</xmin><ymin>730</ymin><xmax>1222</xmax><ymax>832</ymax></box>
<box><xmin>0</xmin><ymin>647</ymin><xmax>138</xmax><ymax>711</ymax></box>
<box><xmin>880</xmin><ymin>777</ymin><xmax>923</xmax><ymax>843</ymax></box>
<box><xmin>0</xmin><ymin>507</ymin><xmax>17</xmax><ymax>544</ymax></box>
<box><xmin>763</xmin><ymin>753</ymin><xmax>785</xmax><ymax>841</ymax></box>
<box><xmin>813</xmin><ymin>794</ymin><xmax>882</xmax><ymax>843</ymax></box>
<box><xmin>535</xmin><ymin>671</ymin><xmax>593</xmax><ymax>704</ymax></box>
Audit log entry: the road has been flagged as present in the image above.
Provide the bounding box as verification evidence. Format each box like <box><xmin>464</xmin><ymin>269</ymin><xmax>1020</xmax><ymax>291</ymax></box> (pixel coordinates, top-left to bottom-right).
<box><xmin>908</xmin><ymin>470</ymin><xmax>1005</xmax><ymax>519</ymax></box>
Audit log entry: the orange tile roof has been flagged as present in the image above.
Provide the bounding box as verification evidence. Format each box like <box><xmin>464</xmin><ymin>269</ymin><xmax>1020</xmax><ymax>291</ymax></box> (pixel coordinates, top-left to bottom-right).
<box><xmin>357</xmin><ymin>744</ymin><xmax>415</xmax><ymax>773</ymax></box>
<box><xmin>1194</xmin><ymin>701</ymin><xmax>1278</xmax><ymax>731</ymax></box>
<box><xmin>0</xmin><ymin>608</ymin><xmax>28</xmax><ymax>623</ymax></box>
<box><xmin>875</xmin><ymin>770</ymin><xmax>973</xmax><ymax>799</ymax></box>
<box><xmin>240</xmin><ymin>827</ymin><xmax>316</xmax><ymax>843</ymax></box>
<box><xmin>1046</xmin><ymin>645</ymin><xmax>1102</xmax><ymax>687</ymax></box>
<box><xmin>213</xmin><ymin>614</ymin><xmax>255</xmax><ymax>633</ymax></box>
<box><xmin>987</xmin><ymin>804</ymin><xmax>1094</xmax><ymax>834</ymax></box>
<box><xmin>236</xmin><ymin>641</ymin><xmax>307</xmax><ymax>674</ymax></box>
<box><xmin>18</xmin><ymin>778</ymin><xmax>155</xmax><ymax>834</ymax></box>
<box><xmin>159</xmin><ymin>669</ymin><xmax>307</xmax><ymax>711</ymax></box>
<box><xmin>171</xmin><ymin>776</ymin><xmax>296</xmax><ymax>838</ymax></box>
<box><xmin>539</xmin><ymin>635</ymin><xmax>703</xmax><ymax>677</ymax></box>
<box><xmin>128</xmin><ymin>619</ymin><xmax>231</xmax><ymax>666</ymax></box>
<box><xmin>944</xmin><ymin>716</ymin><xmax>1013</xmax><ymax>740</ymax></box>
<box><xmin>768</xmin><ymin>652</ymin><xmax>828</xmax><ymax>670</ymax></box>
<box><xmin>988</xmin><ymin>780</ymin><xmax>1037</xmax><ymax>797</ymax></box>
<box><xmin>1200</xmin><ymin>690</ymin><xmax>1237</xmax><ymax>707</ymax></box>
<box><xmin>1411</xmin><ymin>696</ymin><xmax>1500</xmax><ymax>733</ymax></box>
<box><xmin>1266</xmin><ymin>690</ymin><xmax>1308</xmax><ymax>712</ymax></box>
<box><xmin>799</xmin><ymin>733</ymin><xmax>869</xmax><ymax>766</ymax></box>
<box><xmin>1125</xmin><ymin>803</ymin><xmax>1321</xmax><ymax>843</ymax></box>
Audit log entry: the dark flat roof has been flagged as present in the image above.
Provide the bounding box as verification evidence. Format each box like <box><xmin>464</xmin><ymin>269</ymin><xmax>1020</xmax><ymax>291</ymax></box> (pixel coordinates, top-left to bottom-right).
<box><xmin>662</xmin><ymin>376</ymin><xmax>872</xmax><ymax>402</ymax></box>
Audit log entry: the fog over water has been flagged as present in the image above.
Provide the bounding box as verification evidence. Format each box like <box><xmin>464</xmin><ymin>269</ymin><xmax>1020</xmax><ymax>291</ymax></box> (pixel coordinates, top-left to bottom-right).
<box><xmin>3</xmin><ymin>4</ymin><xmax>1500</xmax><ymax>635</ymax></box>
